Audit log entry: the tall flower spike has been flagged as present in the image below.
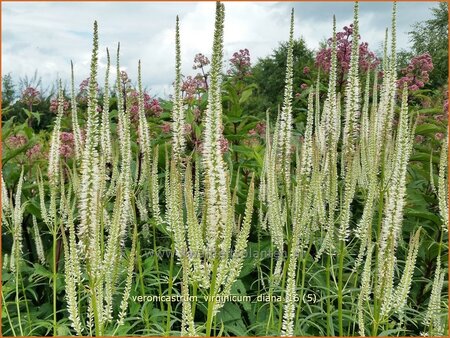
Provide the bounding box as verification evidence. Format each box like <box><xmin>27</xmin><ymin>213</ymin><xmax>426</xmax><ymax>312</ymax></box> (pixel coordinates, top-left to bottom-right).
<box><xmin>71</xmin><ymin>61</ymin><xmax>83</xmax><ymax>159</ymax></box>
<box><xmin>383</xmin><ymin>2</ymin><xmax>398</xmax><ymax>142</ymax></box>
<box><xmin>48</xmin><ymin>80</ymin><xmax>64</xmax><ymax>188</ymax></box>
<box><xmin>357</xmin><ymin>243</ymin><xmax>373</xmax><ymax>336</ymax></box>
<box><xmin>390</xmin><ymin>2</ymin><xmax>397</xmax><ymax>75</ymax></box>
<box><xmin>339</xmin><ymin>1</ymin><xmax>360</xmax><ymax>242</ymax></box>
<box><xmin>277</xmin><ymin>8</ymin><xmax>295</xmax><ymax>187</ymax></box>
<box><xmin>184</xmin><ymin>161</ymin><xmax>206</xmax><ymax>285</ymax></box>
<box><xmin>391</xmin><ymin>227</ymin><xmax>421</xmax><ymax>315</ymax></box>
<box><xmin>37</xmin><ymin>168</ymin><xmax>49</xmax><ymax>226</ymax></box>
<box><xmin>266</xmin><ymin>122</ymin><xmax>285</xmax><ymax>280</ymax></box>
<box><xmin>359</xmin><ymin>71</ymin><xmax>371</xmax><ymax>187</ymax></box>
<box><xmin>202</xmin><ymin>2</ymin><xmax>228</xmax><ymax>257</ymax></box>
<box><xmin>213</xmin><ymin>177</ymin><xmax>255</xmax><ymax>313</ymax></box>
<box><xmin>316</xmin><ymin>15</ymin><xmax>339</xmax><ymax>259</ymax></box>
<box><xmin>115</xmin><ymin>42</ymin><xmax>133</xmax><ymax>243</ymax></box>
<box><xmin>1</xmin><ymin>171</ymin><xmax>10</xmax><ymax>217</ymax></box>
<box><xmin>101</xmin><ymin>48</ymin><xmax>112</xmax><ymax>164</ymax></box>
<box><xmin>438</xmin><ymin>134</ymin><xmax>448</xmax><ymax>231</ymax></box>
<box><xmin>150</xmin><ymin>145</ymin><xmax>162</xmax><ymax>222</ymax></box>
<box><xmin>137</xmin><ymin>60</ymin><xmax>152</xmax><ymax>186</ymax></box>
<box><xmin>327</xmin><ymin>15</ymin><xmax>338</xmax><ymax>145</ymax></box>
<box><xmin>377</xmin><ymin>84</ymin><xmax>413</xmax><ymax>314</ymax></box>
<box><xmin>116</xmin><ymin>223</ymin><xmax>138</xmax><ymax>328</ymax></box>
<box><xmin>168</xmin><ymin>160</ymin><xmax>196</xmax><ymax>335</ymax></box>
<box><xmin>61</xmin><ymin>196</ymin><xmax>83</xmax><ymax>335</ymax></box>
<box><xmin>32</xmin><ymin>216</ymin><xmax>45</xmax><ymax>265</ymax></box>
<box><xmin>11</xmin><ymin>167</ymin><xmax>24</xmax><ymax>273</ymax></box>
<box><xmin>77</xmin><ymin>20</ymin><xmax>100</xmax><ymax>255</ymax></box>
<box><xmin>172</xmin><ymin>16</ymin><xmax>185</xmax><ymax>162</ymax></box>
<box><xmin>423</xmin><ymin>255</ymin><xmax>446</xmax><ymax>335</ymax></box>
<box><xmin>342</xmin><ymin>1</ymin><xmax>360</xmax><ymax>173</ymax></box>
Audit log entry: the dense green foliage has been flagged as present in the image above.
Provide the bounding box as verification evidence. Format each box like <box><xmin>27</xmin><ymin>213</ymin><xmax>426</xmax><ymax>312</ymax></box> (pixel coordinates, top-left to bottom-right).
<box><xmin>409</xmin><ymin>2</ymin><xmax>448</xmax><ymax>87</ymax></box>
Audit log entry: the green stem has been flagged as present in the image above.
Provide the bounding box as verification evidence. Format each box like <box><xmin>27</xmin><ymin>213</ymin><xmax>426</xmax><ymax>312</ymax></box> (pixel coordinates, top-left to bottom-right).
<box><xmin>277</xmin><ymin>238</ymin><xmax>291</xmax><ymax>335</ymax></box>
<box><xmin>350</xmin><ymin>270</ymin><xmax>359</xmax><ymax>336</ymax></box>
<box><xmin>338</xmin><ymin>240</ymin><xmax>345</xmax><ymax>336</ymax></box>
<box><xmin>372</xmin><ymin>180</ymin><xmax>385</xmax><ymax>337</ymax></box>
<box><xmin>192</xmin><ymin>282</ymin><xmax>198</xmax><ymax>320</ymax></box>
<box><xmin>137</xmin><ymin>240</ymin><xmax>150</xmax><ymax>330</ymax></box>
<box><xmin>294</xmin><ymin>250</ymin><xmax>308</xmax><ymax>333</ymax></box>
<box><xmin>89</xmin><ymin>276</ymin><xmax>101</xmax><ymax>337</ymax></box>
<box><xmin>53</xmin><ymin>229</ymin><xmax>57</xmax><ymax>336</ymax></box>
<box><xmin>15</xmin><ymin>263</ymin><xmax>24</xmax><ymax>336</ymax></box>
<box><xmin>165</xmin><ymin>240</ymin><xmax>175</xmax><ymax>336</ymax></box>
<box><xmin>19</xmin><ymin>270</ymin><xmax>31</xmax><ymax>333</ymax></box>
<box><xmin>205</xmin><ymin>256</ymin><xmax>219</xmax><ymax>337</ymax></box>
<box><xmin>153</xmin><ymin>221</ymin><xmax>164</xmax><ymax>312</ymax></box>
<box><xmin>2</xmin><ymin>290</ymin><xmax>17</xmax><ymax>336</ymax></box>
<box><xmin>266</xmin><ymin>241</ymin><xmax>275</xmax><ymax>335</ymax></box>
<box><xmin>372</xmin><ymin>299</ymin><xmax>380</xmax><ymax>337</ymax></box>
<box><xmin>325</xmin><ymin>255</ymin><xmax>332</xmax><ymax>336</ymax></box>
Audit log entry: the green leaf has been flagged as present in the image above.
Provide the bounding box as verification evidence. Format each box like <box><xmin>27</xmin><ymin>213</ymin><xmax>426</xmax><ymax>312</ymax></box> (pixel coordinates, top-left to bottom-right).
<box><xmin>413</xmin><ymin>108</ymin><xmax>443</xmax><ymax>115</ymax></box>
<box><xmin>1</xmin><ymin>117</ymin><xmax>16</xmax><ymax>141</ymax></box>
<box><xmin>231</xmin><ymin>280</ymin><xmax>251</xmax><ymax>313</ymax></box>
<box><xmin>21</xmin><ymin>126</ymin><xmax>35</xmax><ymax>140</ymax></box>
<box><xmin>405</xmin><ymin>209</ymin><xmax>442</xmax><ymax>225</ymax></box>
<box><xmin>29</xmin><ymin>263</ymin><xmax>53</xmax><ymax>281</ymax></box>
<box><xmin>31</xmin><ymin>110</ymin><xmax>41</xmax><ymax>125</ymax></box>
<box><xmin>239</xmin><ymin>87</ymin><xmax>253</xmax><ymax>104</ymax></box>
<box><xmin>410</xmin><ymin>152</ymin><xmax>440</xmax><ymax>164</ymax></box>
<box><xmin>415</xmin><ymin>123</ymin><xmax>445</xmax><ymax>135</ymax></box>
<box><xmin>22</xmin><ymin>108</ymin><xmax>32</xmax><ymax>118</ymax></box>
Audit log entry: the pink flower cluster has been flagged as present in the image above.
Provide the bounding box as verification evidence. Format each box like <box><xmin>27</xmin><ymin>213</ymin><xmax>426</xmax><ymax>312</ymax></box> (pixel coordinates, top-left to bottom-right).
<box><xmin>60</xmin><ymin>132</ymin><xmax>75</xmax><ymax>159</ymax></box>
<box><xmin>26</xmin><ymin>144</ymin><xmax>42</xmax><ymax>160</ymax></box>
<box><xmin>193</xmin><ymin>53</ymin><xmax>210</xmax><ymax>70</ymax></box>
<box><xmin>397</xmin><ymin>53</ymin><xmax>433</xmax><ymax>91</ymax></box>
<box><xmin>435</xmin><ymin>133</ymin><xmax>445</xmax><ymax>141</ymax></box>
<box><xmin>21</xmin><ymin>87</ymin><xmax>41</xmax><ymax>107</ymax></box>
<box><xmin>315</xmin><ymin>24</ymin><xmax>380</xmax><ymax>74</ymax></box>
<box><xmin>219</xmin><ymin>137</ymin><xmax>229</xmax><ymax>153</ymax></box>
<box><xmin>228</xmin><ymin>48</ymin><xmax>252</xmax><ymax>77</ymax></box>
<box><xmin>248</xmin><ymin>121</ymin><xmax>266</xmax><ymax>137</ymax></box>
<box><xmin>161</xmin><ymin>122</ymin><xmax>171</xmax><ymax>134</ymax></box>
<box><xmin>127</xmin><ymin>90</ymin><xmax>163</xmax><ymax>123</ymax></box>
<box><xmin>50</xmin><ymin>98</ymin><xmax>70</xmax><ymax>114</ymax></box>
<box><xmin>184</xmin><ymin>123</ymin><xmax>193</xmax><ymax>135</ymax></box>
<box><xmin>7</xmin><ymin>135</ymin><xmax>27</xmax><ymax>149</ymax></box>
<box><xmin>182</xmin><ymin>75</ymin><xmax>207</xmax><ymax>101</ymax></box>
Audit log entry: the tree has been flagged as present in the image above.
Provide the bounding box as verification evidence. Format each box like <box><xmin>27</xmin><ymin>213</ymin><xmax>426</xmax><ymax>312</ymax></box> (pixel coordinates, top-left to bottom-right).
<box><xmin>409</xmin><ymin>2</ymin><xmax>448</xmax><ymax>88</ymax></box>
<box><xmin>251</xmin><ymin>38</ymin><xmax>314</xmax><ymax>113</ymax></box>
<box><xmin>2</xmin><ymin>73</ymin><xmax>16</xmax><ymax>107</ymax></box>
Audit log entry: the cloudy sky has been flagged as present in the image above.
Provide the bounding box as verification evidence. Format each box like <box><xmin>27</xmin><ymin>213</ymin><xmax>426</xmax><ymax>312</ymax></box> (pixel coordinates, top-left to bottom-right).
<box><xmin>2</xmin><ymin>1</ymin><xmax>437</xmax><ymax>98</ymax></box>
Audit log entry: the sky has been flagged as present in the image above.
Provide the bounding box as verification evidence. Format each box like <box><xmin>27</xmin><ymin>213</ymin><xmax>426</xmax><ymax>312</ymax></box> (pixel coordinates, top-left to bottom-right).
<box><xmin>2</xmin><ymin>1</ymin><xmax>438</xmax><ymax>98</ymax></box>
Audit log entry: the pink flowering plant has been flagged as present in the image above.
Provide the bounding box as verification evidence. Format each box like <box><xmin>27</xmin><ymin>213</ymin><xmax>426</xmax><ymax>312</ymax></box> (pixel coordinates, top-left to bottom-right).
<box><xmin>316</xmin><ymin>24</ymin><xmax>380</xmax><ymax>90</ymax></box>
<box><xmin>397</xmin><ymin>53</ymin><xmax>434</xmax><ymax>92</ymax></box>
<box><xmin>227</xmin><ymin>48</ymin><xmax>252</xmax><ymax>80</ymax></box>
